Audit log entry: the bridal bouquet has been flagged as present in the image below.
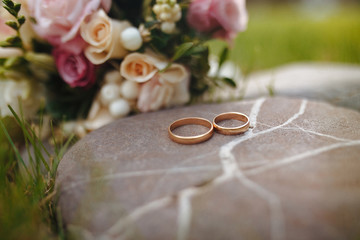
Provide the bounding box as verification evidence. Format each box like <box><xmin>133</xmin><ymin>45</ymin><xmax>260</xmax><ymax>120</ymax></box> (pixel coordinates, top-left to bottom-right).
<box><xmin>0</xmin><ymin>0</ymin><xmax>248</xmax><ymax>137</ymax></box>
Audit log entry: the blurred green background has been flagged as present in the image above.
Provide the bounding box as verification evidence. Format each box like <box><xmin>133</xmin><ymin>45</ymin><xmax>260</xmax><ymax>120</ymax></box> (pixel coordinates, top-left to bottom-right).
<box><xmin>208</xmin><ymin>0</ymin><xmax>360</xmax><ymax>74</ymax></box>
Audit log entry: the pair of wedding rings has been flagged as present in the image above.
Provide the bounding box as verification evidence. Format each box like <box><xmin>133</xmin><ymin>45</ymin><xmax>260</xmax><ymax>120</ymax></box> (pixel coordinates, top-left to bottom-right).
<box><xmin>168</xmin><ymin>112</ymin><xmax>250</xmax><ymax>145</ymax></box>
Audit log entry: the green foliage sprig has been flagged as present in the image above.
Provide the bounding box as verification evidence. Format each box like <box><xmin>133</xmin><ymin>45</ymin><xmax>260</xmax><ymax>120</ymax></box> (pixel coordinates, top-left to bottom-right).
<box><xmin>1</xmin><ymin>0</ymin><xmax>26</xmax><ymax>50</ymax></box>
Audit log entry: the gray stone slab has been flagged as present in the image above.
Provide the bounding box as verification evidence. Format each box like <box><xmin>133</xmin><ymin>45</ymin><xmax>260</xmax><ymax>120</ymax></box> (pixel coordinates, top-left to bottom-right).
<box><xmin>57</xmin><ymin>97</ymin><xmax>360</xmax><ymax>240</ymax></box>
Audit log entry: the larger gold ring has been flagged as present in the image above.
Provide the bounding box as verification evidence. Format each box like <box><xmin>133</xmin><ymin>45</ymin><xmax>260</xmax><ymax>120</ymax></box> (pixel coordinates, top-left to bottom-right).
<box><xmin>168</xmin><ymin>117</ymin><xmax>214</xmax><ymax>144</ymax></box>
<box><xmin>213</xmin><ymin>112</ymin><xmax>250</xmax><ymax>135</ymax></box>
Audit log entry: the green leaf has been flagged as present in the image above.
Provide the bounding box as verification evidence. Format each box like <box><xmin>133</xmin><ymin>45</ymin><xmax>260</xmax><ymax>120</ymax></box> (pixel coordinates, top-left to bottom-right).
<box><xmin>144</xmin><ymin>20</ymin><xmax>159</xmax><ymax>29</ymax></box>
<box><xmin>0</xmin><ymin>41</ymin><xmax>12</xmax><ymax>48</ymax></box>
<box><xmin>5</xmin><ymin>36</ymin><xmax>22</xmax><ymax>48</ymax></box>
<box><xmin>184</xmin><ymin>44</ymin><xmax>208</xmax><ymax>56</ymax></box>
<box><xmin>4</xmin><ymin>57</ymin><xmax>21</xmax><ymax>68</ymax></box>
<box><xmin>3</xmin><ymin>5</ymin><xmax>17</xmax><ymax>17</ymax></box>
<box><xmin>17</xmin><ymin>15</ymin><xmax>25</xmax><ymax>25</ymax></box>
<box><xmin>5</xmin><ymin>20</ymin><xmax>18</xmax><ymax>31</ymax></box>
<box><xmin>149</xmin><ymin>29</ymin><xmax>171</xmax><ymax>50</ymax></box>
<box><xmin>222</xmin><ymin>77</ymin><xmax>237</xmax><ymax>88</ymax></box>
<box><xmin>13</xmin><ymin>3</ymin><xmax>21</xmax><ymax>13</ymax></box>
<box><xmin>2</xmin><ymin>0</ymin><xmax>14</xmax><ymax>8</ymax></box>
<box><xmin>171</xmin><ymin>42</ymin><xmax>194</xmax><ymax>62</ymax></box>
<box><xmin>218</xmin><ymin>46</ymin><xmax>229</xmax><ymax>69</ymax></box>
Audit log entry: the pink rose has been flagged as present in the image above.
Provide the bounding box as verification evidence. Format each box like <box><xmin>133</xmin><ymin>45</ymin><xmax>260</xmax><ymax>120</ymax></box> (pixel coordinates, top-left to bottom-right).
<box><xmin>137</xmin><ymin>69</ymin><xmax>190</xmax><ymax>112</ymax></box>
<box><xmin>137</xmin><ymin>74</ymin><xmax>174</xmax><ymax>112</ymax></box>
<box><xmin>30</xmin><ymin>0</ymin><xmax>111</xmax><ymax>44</ymax></box>
<box><xmin>53</xmin><ymin>48</ymin><xmax>96</xmax><ymax>88</ymax></box>
<box><xmin>187</xmin><ymin>0</ymin><xmax>248</xmax><ymax>41</ymax></box>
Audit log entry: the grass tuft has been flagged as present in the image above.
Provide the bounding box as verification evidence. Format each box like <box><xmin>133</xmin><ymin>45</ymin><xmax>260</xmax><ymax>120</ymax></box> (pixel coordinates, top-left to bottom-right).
<box><xmin>0</xmin><ymin>106</ymin><xmax>74</xmax><ymax>240</ymax></box>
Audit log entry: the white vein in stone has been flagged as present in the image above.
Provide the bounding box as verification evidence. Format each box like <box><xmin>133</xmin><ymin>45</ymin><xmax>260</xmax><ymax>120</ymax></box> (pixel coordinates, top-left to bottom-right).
<box><xmin>147</xmin><ymin>150</ymin><xmax>219</xmax><ymax>199</ymax></box>
<box><xmin>62</xmin><ymin>164</ymin><xmax>221</xmax><ymax>192</ymax></box>
<box><xmin>246</xmin><ymin>140</ymin><xmax>360</xmax><ymax>176</ymax></box>
<box><xmin>258</xmin><ymin>122</ymin><xmax>352</xmax><ymax>143</ymax></box>
<box><xmin>218</xmin><ymin>98</ymin><xmax>285</xmax><ymax>240</ymax></box>
<box><xmin>175</xmin><ymin>98</ymin><xmax>268</xmax><ymax>240</ymax></box>
<box><xmin>177</xmin><ymin>187</ymin><xmax>199</xmax><ymax>240</ymax></box>
<box><xmin>105</xmin><ymin>197</ymin><xmax>173</xmax><ymax>240</ymax></box>
<box><xmin>291</xmin><ymin>125</ymin><xmax>352</xmax><ymax>142</ymax></box>
<box><xmin>175</xmin><ymin>99</ymin><xmax>308</xmax><ymax>240</ymax></box>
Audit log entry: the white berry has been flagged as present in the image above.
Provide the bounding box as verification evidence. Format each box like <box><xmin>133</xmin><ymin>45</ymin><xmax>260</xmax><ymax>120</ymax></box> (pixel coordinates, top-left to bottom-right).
<box><xmin>161</xmin><ymin>22</ymin><xmax>176</xmax><ymax>34</ymax></box>
<box><xmin>104</xmin><ymin>70</ymin><xmax>122</xmax><ymax>83</ymax></box>
<box><xmin>121</xmin><ymin>80</ymin><xmax>139</xmax><ymax>100</ymax></box>
<box><xmin>109</xmin><ymin>99</ymin><xmax>131</xmax><ymax>118</ymax></box>
<box><xmin>100</xmin><ymin>84</ymin><xmax>121</xmax><ymax>105</ymax></box>
<box><xmin>120</xmin><ymin>27</ymin><xmax>143</xmax><ymax>51</ymax></box>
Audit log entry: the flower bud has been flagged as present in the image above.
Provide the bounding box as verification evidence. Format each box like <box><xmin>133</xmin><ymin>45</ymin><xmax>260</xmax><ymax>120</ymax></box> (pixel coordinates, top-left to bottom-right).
<box><xmin>120</xmin><ymin>27</ymin><xmax>143</xmax><ymax>51</ymax></box>
<box><xmin>109</xmin><ymin>98</ymin><xmax>131</xmax><ymax>118</ymax></box>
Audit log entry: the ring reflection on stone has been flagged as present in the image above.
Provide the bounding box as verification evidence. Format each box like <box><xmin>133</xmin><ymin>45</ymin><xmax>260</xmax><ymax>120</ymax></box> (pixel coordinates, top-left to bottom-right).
<box><xmin>213</xmin><ymin>112</ymin><xmax>250</xmax><ymax>135</ymax></box>
<box><xmin>168</xmin><ymin>117</ymin><xmax>214</xmax><ymax>144</ymax></box>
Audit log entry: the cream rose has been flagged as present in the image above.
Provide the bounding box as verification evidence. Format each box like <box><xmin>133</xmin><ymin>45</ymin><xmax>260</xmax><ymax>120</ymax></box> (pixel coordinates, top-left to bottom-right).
<box><xmin>81</xmin><ymin>9</ymin><xmax>131</xmax><ymax>64</ymax></box>
<box><xmin>120</xmin><ymin>53</ymin><xmax>159</xmax><ymax>83</ymax></box>
<box><xmin>120</xmin><ymin>51</ymin><xmax>189</xmax><ymax>84</ymax></box>
<box><xmin>120</xmin><ymin>51</ymin><xmax>190</xmax><ymax>112</ymax></box>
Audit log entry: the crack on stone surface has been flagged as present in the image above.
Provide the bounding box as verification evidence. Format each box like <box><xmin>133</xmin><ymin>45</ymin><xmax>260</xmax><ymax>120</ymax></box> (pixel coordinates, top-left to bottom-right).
<box><xmin>257</xmin><ymin>123</ymin><xmax>353</xmax><ymax>142</ymax></box>
<box><xmin>62</xmin><ymin>163</ymin><xmax>221</xmax><ymax>193</ymax></box>
<box><xmin>246</xmin><ymin>140</ymin><xmax>360</xmax><ymax>176</ymax></box>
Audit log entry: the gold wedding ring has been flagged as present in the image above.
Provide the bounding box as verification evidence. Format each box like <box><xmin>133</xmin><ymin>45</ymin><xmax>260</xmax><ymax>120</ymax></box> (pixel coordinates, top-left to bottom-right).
<box><xmin>213</xmin><ymin>112</ymin><xmax>250</xmax><ymax>135</ymax></box>
<box><xmin>168</xmin><ymin>117</ymin><xmax>214</xmax><ymax>144</ymax></box>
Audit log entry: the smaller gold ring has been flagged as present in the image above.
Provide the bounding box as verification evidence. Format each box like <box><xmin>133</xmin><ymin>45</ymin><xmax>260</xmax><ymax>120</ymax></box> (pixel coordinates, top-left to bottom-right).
<box><xmin>168</xmin><ymin>117</ymin><xmax>214</xmax><ymax>144</ymax></box>
<box><xmin>213</xmin><ymin>112</ymin><xmax>250</xmax><ymax>135</ymax></box>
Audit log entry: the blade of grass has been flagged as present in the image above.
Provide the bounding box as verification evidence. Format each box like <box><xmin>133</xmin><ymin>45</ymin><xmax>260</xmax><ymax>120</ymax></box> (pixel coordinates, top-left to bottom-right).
<box><xmin>8</xmin><ymin>105</ymin><xmax>51</xmax><ymax>172</ymax></box>
<box><xmin>0</xmin><ymin>118</ymin><xmax>30</xmax><ymax>178</ymax></box>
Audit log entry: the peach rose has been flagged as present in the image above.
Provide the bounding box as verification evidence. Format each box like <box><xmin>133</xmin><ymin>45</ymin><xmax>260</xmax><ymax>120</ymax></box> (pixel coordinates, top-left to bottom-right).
<box><xmin>120</xmin><ymin>51</ymin><xmax>189</xmax><ymax>84</ymax></box>
<box><xmin>120</xmin><ymin>53</ymin><xmax>159</xmax><ymax>83</ymax></box>
<box><xmin>81</xmin><ymin>9</ymin><xmax>131</xmax><ymax>64</ymax></box>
